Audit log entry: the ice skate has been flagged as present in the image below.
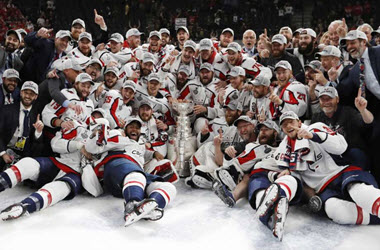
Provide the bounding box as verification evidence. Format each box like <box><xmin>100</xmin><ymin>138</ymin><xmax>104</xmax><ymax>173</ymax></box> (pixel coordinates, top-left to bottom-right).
<box><xmin>212</xmin><ymin>180</ymin><xmax>236</xmax><ymax>208</ymax></box>
<box><xmin>272</xmin><ymin>197</ymin><xmax>289</xmax><ymax>241</ymax></box>
<box><xmin>256</xmin><ymin>183</ymin><xmax>280</xmax><ymax>224</ymax></box>
<box><xmin>124</xmin><ymin>198</ymin><xmax>159</xmax><ymax>226</ymax></box>
<box><xmin>143</xmin><ymin>207</ymin><xmax>164</xmax><ymax>221</ymax></box>
<box><xmin>215</xmin><ymin>168</ymin><xmax>237</xmax><ymax>191</ymax></box>
<box><xmin>1</xmin><ymin>203</ymin><xmax>29</xmax><ymax>221</ymax></box>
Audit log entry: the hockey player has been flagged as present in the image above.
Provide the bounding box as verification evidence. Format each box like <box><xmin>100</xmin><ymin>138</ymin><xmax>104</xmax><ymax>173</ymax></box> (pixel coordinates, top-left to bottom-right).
<box><xmin>85</xmin><ymin>117</ymin><xmax>177</xmax><ymax>226</ymax></box>
<box><xmin>142</xmin><ymin>31</ymin><xmax>166</xmax><ymax>66</ymax></box>
<box><xmin>119</xmin><ymin>52</ymin><xmax>155</xmax><ymax>86</ymax></box>
<box><xmin>66</xmin><ymin>32</ymin><xmax>94</xmax><ymax>68</ymax></box>
<box><xmin>90</xmin><ymin>66</ymin><xmax>120</xmax><ymax>108</ymax></box>
<box><xmin>159</xmin><ymin>28</ymin><xmax>175</xmax><ymax>55</ymax></box>
<box><xmin>124</xmin><ymin>28</ymin><xmax>144</xmax><ymax>60</ymax></box>
<box><xmin>0</xmin><ymin>102</ymin><xmax>104</xmax><ymax>221</ymax></box>
<box><xmin>197</xmin><ymin>38</ymin><xmax>218</xmax><ymax>65</ymax></box>
<box><xmin>225</xmin><ymin>66</ymin><xmax>253</xmax><ymax>113</ymax></box>
<box><xmin>101</xmin><ymin>80</ymin><xmax>135</xmax><ymax>129</ymax></box>
<box><xmin>247</xmin><ymin>74</ymin><xmax>275</xmax><ymax>121</ymax></box>
<box><xmin>269</xmin><ymin>60</ymin><xmax>308</xmax><ymax>119</ymax></box>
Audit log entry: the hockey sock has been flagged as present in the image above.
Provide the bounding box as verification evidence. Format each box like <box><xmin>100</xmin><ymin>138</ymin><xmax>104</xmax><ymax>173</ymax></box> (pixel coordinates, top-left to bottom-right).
<box><xmin>147</xmin><ymin>182</ymin><xmax>177</xmax><ymax>209</ymax></box>
<box><xmin>348</xmin><ymin>183</ymin><xmax>380</xmax><ymax>217</ymax></box>
<box><xmin>325</xmin><ymin>197</ymin><xmax>370</xmax><ymax>225</ymax></box>
<box><xmin>0</xmin><ymin>171</ymin><xmax>12</xmax><ymax>192</ymax></box>
<box><xmin>122</xmin><ymin>172</ymin><xmax>146</xmax><ymax>203</ymax></box>
<box><xmin>0</xmin><ymin>158</ymin><xmax>40</xmax><ymax>191</ymax></box>
<box><xmin>275</xmin><ymin>175</ymin><xmax>298</xmax><ymax>201</ymax></box>
<box><xmin>21</xmin><ymin>181</ymin><xmax>71</xmax><ymax>213</ymax></box>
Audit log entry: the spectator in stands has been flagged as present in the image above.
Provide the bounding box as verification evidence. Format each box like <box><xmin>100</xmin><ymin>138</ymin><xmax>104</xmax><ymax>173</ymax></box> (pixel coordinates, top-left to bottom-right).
<box><xmin>22</xmin><ymin>29</ymin><xmax>71</xmax><ymax>83</ymax></box>
<box><xmin>0</xmin><ymin>29</ymin><xmax>23</xmax><ymax>83</ymax></box>
<box><xmin>372</xmin><ymin>27</ymin><xmax>380</xmax><ymax>46</ymax></box>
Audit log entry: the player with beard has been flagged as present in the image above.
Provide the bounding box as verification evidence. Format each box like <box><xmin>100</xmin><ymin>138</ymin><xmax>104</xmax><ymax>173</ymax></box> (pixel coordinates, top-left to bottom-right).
<box><xmin>290</xmin><ymin>28</ymin><xmax>318</xmax><ymax>68</ymax></box>
<box><xmin>85</xmin><ymin>117</ymin><xmax>177</xmax><ymax>226</ymax></box>
<box><xmin>186</xmin><ymin>103</ymin><xmax>242</xmax><ymax>188</ymax></box>
<box><xmin>197</xmin><ymin>38</ymin><xmax>218</xmax><ymax>65</ymax></box>
<box><xmin>213</xmin><ymin>119</ymin><xmax>280</xmax><ymax>207</ymax></box>
<box><xmin>260</xmin><ymin>34</ymin><xmax>305</xmax><ymax>83</ymax></box>
<box><xmin>0</xmin><ymin>69</ymin><xmax>21</xmax><ymax>108</ymax></box>
<box><xmin>0</xmin><ymin>30</ymin><xmax>23</xmax><ymax>80</ymax></box>
<box><xmin>159</xmin><ymin>28</ymin><xmax>176</xmax><ymax>55</ymax></box>
<box><xmin>279</xmin><ymin>26</ymin><xmax>293</xmax><ymax>48</ymax></box>
<box><xmin>142</xmin><ymin>31</ymin><xmax>165</xmax><ymax>65</ymax></box>
<box><xmin>90</xmin><ymin>66</ymin><xmax>119</xmax><ymax>108</ymax></box>
<box><xmin>217</xmin><ymin>28</ymin><xmax>234</xmax><ymax>52</ymax></box>
<box><xmin>247</xmin><ymin>75</ymin><xmax>274</xmax><ymax>121</ymax></box>
<box><xmin>102</xmin><ymin>80</ymin><xmax>135</xmax><ymax>129</ymax></box>
<box><xmin>119</xmin><ymin>52</ymin><xmax>155</xmax><ymax>86</ymax></box>
<box><xmin>84</xmin><ymin>58</ymin><xmax>102</xmax><ymax>82</ymax></box>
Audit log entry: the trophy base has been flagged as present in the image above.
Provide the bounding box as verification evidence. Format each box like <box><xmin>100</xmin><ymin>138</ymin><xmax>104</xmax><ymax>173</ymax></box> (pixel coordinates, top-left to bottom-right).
<box><xmin>178</xmin><ymin>161</ymin><xmax>191</xmax><ymax>178</ymax></box>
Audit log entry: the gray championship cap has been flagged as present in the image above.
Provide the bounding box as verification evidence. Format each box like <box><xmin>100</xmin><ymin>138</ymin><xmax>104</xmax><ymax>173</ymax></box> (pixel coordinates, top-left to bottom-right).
<box><xmin>226</xmin><ymin>42</ymin><xmax>242</xmax><ymax>53</ymax></box>
<box><xmin>76</xmin><ymin>73</ymin><xmax>94</xmax><ymax>85</ymax></box>
<box><xmin>316</xmin><ymin>45</ymin><xmax>341</xmax><ymax>58</ymax></box>
<box><xmin>3</xmin><ymin>68</ymin><xmax>20</xmax><ymax>81</ymax></box>
<box><xmin>148</xmin><ymin>72</ymin><xmax>160</xmax><ymax>82</ymax></box>
<box><xmin>21</xmin><ymin>81</ymin><xmax>39</xmax><ymax>94</ymax></box>
<box><xmin>178</xmin><ymin>64</ymin><xmax>191</xmax><ymax>76</ymax></box>
<box><xmin>340</xmin><ymin>30</ymin><xmax>368</xmax><ymax>47</ymax></box>
<box><xmin>305</xmin><ymin>60</ymin><xmax>323</xmax><ymax>71</ymax></box>
<box><xmin>233</xmin><ymin>115</ymin><xmax>257</xmax><ymax>127</ymax></box>
<box><xmin>229</xmin><ymin>66</ymin><xmax>245</xmax><ymax>77</ymax></box>
<box><xmin>222</xmin><ymin>28</ymin><xmax>234</xmax><ymax>37</ymax></box>
<box><xmin>280</xmin><ymin>26</ymin><xmax>293</xmax><ymax>34</ymax></box>
<box><xmin>199</xmin><ymin>38</ymin><xmax>213</xmax><ymax>51</ymax></box>
<box><xmin>87</xmin><ymin>58</ymin><xmax>103</xmax><ymax>68</ymax></box>
<box><xmin>272</xmin><ymin>34</ymin><xmax>287</xmax><ymax>45</ymax></box>
<box><xmin>55</xmin><ymin>30</ymin><xmax>72</xmax><ymax>40</ymax></box>
<box><xmin>176</xmin><ymin>26</ymin><xmax>189</xmax><ymax>34</ymax></box>
<box><xmin>279</xmin><ymin>111</ymin><xmax>299</xmax><ymax>125</ymax></box>
<box><xmin>223</xmin><ymin>101</ymin><xmax>242</xmax><ymax>111</ymax></box>
<box><xmin>16</xmin><ymin>28</ymin><xmax>27</xmax><ymax>36</ymax></box>
<box><xmin>104</xmin><ymin>66</ymin><xmax>119</xmax><ymax>76</ymax></box>
<box><xmin>274</xmin><ymin>60</ymin><xmax>292</xmax><ymax>71</ymax></box>
<box><xmin>199</xmin><ymin>63</ymin><xmax>214</xmax><ymax>72</ymax></box>
<box><xmin>318</xmin><ymin>86</ymin><xmax>338</xmax><ymax>98</ymax></box>
<box><xmin>300</xmin><ymin>28</ymin><xmax>317</xmax><ymax>38</ymax></box>
<box><xmin>184</xmin><ymin>40</ymin><xmax>196</xmax><ymax>51</ymax></box>
<box><xmin>79</xmin><ymin>32</ymin><xmax>92</xmax><ymax>42</ymax></box>
<box><xmin>125</xmin><ymin>117</ymin><xmax>143</xmax><ymax>127</ymax></box>
<box><xmin>250</xmin><ymin>75</ymin><xmax>270</xmax><ymax>87</ymax></box>
<box><xmin>126</xmin><ymin>28</ymin><xmax>143</xmax><ymax>38</ymax></box>
<box><xmin>149</xmin><ymin>30</ymin><xmax>161</xmax><ymax>40</ymax></box>
<box><xmin>139</xmin><ymin>100</ymin><xmax>153</xmax><ymax>109</ymax></box>
<box><xmin>141</xmin><ymin>52</ymin><xmax>155</xmax><ymax>64</ymax></box>
<box><xmin>122</xmin><ymin>80</ymin><xmax>136</xmax><ymax>92</ymax></box>
<box><xmin>109</xmin><ymin>33</ymin><xmax>124</xmax><ymax>43</ymax></box>
<box><xmin>257</xmin><ymin>119</ymin><xmax>280</xmax><ymax>134</ymax></box>
<box><xmin>293</xmin><ymin>28</ymin><xmax>303</xmax><ymax>35</ymax></box>
<box><xmin>159</xmin><ymin>28</ymin><xmax>170</xmax><ymax>35</ymax></box>
<box><xmin>72</xmin><ymin>18</ymin><xmax>85</xmax><ymax>28</ymax></box>
<box><xmin>6</xmin><ymin>29</ymin><xmax>22</xmax><ymax>42</ymax></box>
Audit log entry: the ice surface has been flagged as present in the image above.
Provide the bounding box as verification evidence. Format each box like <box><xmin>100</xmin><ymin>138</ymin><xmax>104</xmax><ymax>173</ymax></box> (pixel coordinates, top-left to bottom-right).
<box><xmin>1</xmin><ymin>180</ymin><xmax>380</xmax><ymax>250</ymax></box>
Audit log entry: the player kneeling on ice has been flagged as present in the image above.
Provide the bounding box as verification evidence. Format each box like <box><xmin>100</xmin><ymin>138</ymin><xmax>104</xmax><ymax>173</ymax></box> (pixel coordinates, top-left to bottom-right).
<box><xmin>85</xmin><ymin>117</ymin><xmax>176</xmax><ymax>226</ymax></box>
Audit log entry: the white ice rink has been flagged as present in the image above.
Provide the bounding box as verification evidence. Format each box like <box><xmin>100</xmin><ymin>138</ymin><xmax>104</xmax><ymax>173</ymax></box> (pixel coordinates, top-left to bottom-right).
<box><xmin>1</xmin><ymin>180</ymin><xmax>380</xmax><ymax>250</ymax></box>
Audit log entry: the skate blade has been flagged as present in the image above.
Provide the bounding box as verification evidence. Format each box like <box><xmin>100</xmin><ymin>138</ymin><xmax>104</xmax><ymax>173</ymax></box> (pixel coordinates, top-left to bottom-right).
<box><xmin>124</xmin><ymin>201</ymin><xmax>158</xmax><ymax>227</ymax></box>
<box><xmin>273</xmin><ymin>198</ymin><xmax>289</xmax><ymax>241</ymax></box>
<box><xmin>255</xmin><ymin>184</ymin><xmax>280</xmax><ymax>219</ymax></box>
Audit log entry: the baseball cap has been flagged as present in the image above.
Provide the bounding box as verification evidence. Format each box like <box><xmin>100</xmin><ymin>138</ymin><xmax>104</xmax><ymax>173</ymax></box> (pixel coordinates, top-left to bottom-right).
<box><xmin>226</xmin><ymin>42</ymin><xmax>242</xmax><ymax>53</ymax></box>
<box><xmin>109</xmin><ymin>33</ymin><xmax>124</xmax><ymax>43</ymax></box>
<box><xmin>16</xmin><ymin>28</ymin><xmax>27</xmax><ymax>36</ymax></box>
<box><xmin>316</xmin><ymin>45</ymin><xmax>341</xmax><ymax>58</ymax></box>
<box><xmin>53</xmin><ymin>57</ymin><xmax>83</xmax><ymax>71</ymax></box>
<box><xmin>139</xmin><ymin>100</ymin><xmax>153</xmax><ymax>109</ymax></box>
<box><xmin>318</xmin><ymin>86</ymin><xmax>338</xmax><ymax>98</ymax></box>
<box><xmin>233</xmin><ymin>115</ymin><xmax>257</xmax><ymax>127</ymax></box>
<box><xmin>257</xmin><ymin>119</ymin><xmax>280</xmax><ymax>134</ymax></box>
<box><xmin>199</xmin><ymin>63</ymin><xmax>214</xmax><ymax>72</ymax></box>
<box><xmin>21</xmin><ymin>81</ymin><xmax>38</xmax><ymax>94</ymax></box>
<box><xmin>222</xmin><ymin>28</ymin><xmax>234</xmax><ymax>37</ymax></box>
<box><xmin>125</xmin><ymin>117</ymin><xmax>143</xmax><ymax>128</ymax></box>
<box><xmin>229</xmin><ymin>66</ymin><xmax>245</xmax><ymax>77</ymax></box>
<box><xmin>159</xmin><ymin>28</ymin><xmax>170</xmax><ymax>35</ymax></box>
<box><xmin>271</xmin><ymin>34</ymin><xmax>287</xmax><ymax>45</ymax></box>
<box><xmin>274</xmin><ymin>60</ymin><xmax>292</xmax><ymax>71</ymax></box>
<box><xmin>141</xmin><ymin>52</ymin><xmax>155</xmax><ymax>64</ymax></box>
<box><xmin>72</xmin><ymin>18</ymin><xmax>85</xmax><ymax>28</ymax></box>
<box><xmin>91</xmin><ymin>108</ymin><xmax>106</xmax><ymax>118</ymax></box>
<box><xmin>304</xmin><ymin>60</ymin><xmax>323</xmax><ymax>71</ymax></box>
<box><xmin>148</xmin><ymin>72</ymin><xmax>160</xmax><ymax>82</ymax></box>
<box><xmin>6</xmin><ymin>29</ymin><xmax>22</xmax><ymax>42</ymax></box>
<box><xmin>87</xmin><ymin>58</ymin><xmax>102</xmax><ymax>68</ymax></box>
<box><xmin>176</xmin><ymin>26</ymin><xmax>189</xmax><ymax>35</ymax></box>
<box><xmin>280</xmin><ymin>26</ymin><xmax>293</xmax><ymax>34</ymax></box>
<box><xmin>279</xmin><ymin>111</ymin><xmax>299</xmax><ymax>125</ymax></box>
<box><xmin>126</xmin><ymin>28</ymin><xmax>143</xmax><ymax>38</ymax></box>
<box><xmin>122</xmin><ymin>80</ymin><xmax>136</xmax><ymax>92</ymax></box>
<box><xmin>178</xmin><ymin>65</ymin><xmax>191</xmax><ymax>76</ymax></box>
<box><xmin>371</xmin><ymin>27</ymin><xmax>380</xmax><ymax>36</ymax></box>
<box><xmin>149</xmin><ymin>30</ymin><xmax>161</xmax><ymax>40</ymax></box>
<box><xmin>79</xmin><ymin>32</ymin><xmax>92</xmax><ymax>42</ymax></box>
<box><xmin>55</xmin><ymin>30</ymin><xmax>72</xmax><ymax>40</ymax></box>
<box><xmin>293</xmin><ymin>28</ymin><xmax>303</xmax><ymax>35</ymax></box>
<box><xmin>250</xmin><ymin>75</ymin><xmax>270</xmax><ymax>87</ymax></box>
<box><xmin>340</xmin><ymin>30</ymin><xmax>368</xmax><ymax>47</ymax></box>
<box><xmin>76</xmin><ymin>73</ymin><xmax>94</xmax><ymax>85</ymax></box>
<box><xmin>199</xmin><ymin>38</ymin><xmax>213</xmax><ymax>51</ymax></box>
<box><xmin>223</xmin><ymin>101</ymin><xmax>241</xmax><ymax>111</ymax></box>
<box><xmin>300</xmin><ymin>28</ymin><xmax>316</xmax><ymax>38</ymax></box>
<box><xmin>104</xmin><ymin>66</ymin><xmax>119</xmax><ymax>76</ymax></box>
<box><xmin>184</xmin><ymin>40</ymin><xmax>196</xmax><ymax>51</ymax></box>
<box><xmin>3</xmin><ymin>69</ymin><xmax>20</xmax><ymax>81</ymax></box>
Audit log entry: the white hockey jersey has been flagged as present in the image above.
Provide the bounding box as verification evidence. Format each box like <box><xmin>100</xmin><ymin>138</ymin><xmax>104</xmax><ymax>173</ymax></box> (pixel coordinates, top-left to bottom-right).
<box><xmin>118</xmin><ymin>62</ymin><xmax>150</xmax><ymax>86</ymax></box>
<box><xmin>92</xmin><ymin>48</ymin><xmax>133</xmax><ymax>69</ymax></box>
<box><xmin>140</xmin><ymin>116</ymin><xmax>168</xmax><ymax>156</ymax></box>
<box><xmin>101</xmin><ymin>89</ymin><xmax>133</xmax><ymax>129</ymax></box>
<box><xmin>42</xmin><ymin>88</ymin><xmax>94</xmax><ymax>128</ymax></box>
<box><xmin>163</xmin><ymin>74</ymin><xmax>207</xmax><ymax>104</ymax></box>
<box><xmin>66</xmin><ymin>47</ymin><xmax>94</xmax><ymax>68</ymax></box>
<box><xmin>249</xmin><ymin>93</ymin><xmax>275</xmax><ymax>121</ymax></box>
<box><xmin>273</xmin><ymin>80</ymin><xmax>308</xmax><ymax>118</ymax></box>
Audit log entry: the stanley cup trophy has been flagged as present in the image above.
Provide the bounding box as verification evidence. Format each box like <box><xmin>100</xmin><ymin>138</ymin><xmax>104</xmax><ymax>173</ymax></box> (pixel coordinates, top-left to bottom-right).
<box><xmin>169</xmin><ymin>101</ymin><xmax>197</xmax><ymax>177</ymax></box>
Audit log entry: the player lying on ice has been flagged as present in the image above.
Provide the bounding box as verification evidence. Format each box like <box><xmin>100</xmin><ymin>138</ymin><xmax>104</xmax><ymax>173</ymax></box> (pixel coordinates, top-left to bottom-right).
<box><xmin>252</xmin><ymin>111</ymin><xmax>380</xmax><ymax>241</ymax></box>
<box><xmin>85</xmin><ymin>117</ymin><xmax>177</xmax><ymax>226</ymax></box>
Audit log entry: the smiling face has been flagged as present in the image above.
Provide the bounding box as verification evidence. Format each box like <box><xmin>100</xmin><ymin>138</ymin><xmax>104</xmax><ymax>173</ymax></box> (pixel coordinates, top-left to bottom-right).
<box><xmin>3</xmin><ymin>77</ymin><xmax>18</xmax><ymax>93</ymax></box>
<box><xmin>281</xmin><ymin>119</ymin><xmax>301</xmax><ymax>139</ymax></box>
<box><xmin>109</xmin><ymin>40</ymin><xmax>122</xmax><ymax>53</ymax></box>
<box><xmin>230</xmin><ymin>75</ymin><xmax>244</xmax><ymax>89</ymax></box>
<box><xmin>121</xmin><ymin>87</ymin><xmax>135</xmax><ymax>104</ymax></box>
<box><xmin>20</xmin><ymin>89</ymin><xmax>38</xmax><ymax>108</ymax></box>
<box><xmin>220</xmin><ymin>32</ymin><xmax>233</xmax><ymax>48</ymax></box>
<box><xmin>176</xmin><ymin>30</ymin><xmax>189</xmax><ymax>46</ymax></box>
<box><xmin>128</xmin><ymin>35</ymin><xmax>141</xmax><ymax>49</ymax></box>
<box><xmin>85</xmin><ymin>64</ymin><xmax>101</xmax><ymax>80</ymax></box>
<box><xmin>225</xmin><ymin>107</ymin><xmax>241</xmax><ymax>126</ymax></box>
<box><xmin>55</xmin><ymin>37</ymin><xmax>70</xmax><ymax>53</ymax></box>
<box><xmin>298</xmin><ymin>34</ymin><xmax>314</xmax><ymax>54</ymax></box>
<box><xmin>149</xmin><ymin>36</ymin><xmax>161</xmax><ymax>52</ymax></box>
<box><xmin>275</xmin><ymin>68</ymin><xmax>292</xmax><ymax>87</ymax></box>
<box><xmin>181</xmin><ymin>47</ymin><xmax>195</xmax><ymax>64</ymax></box>
<box><xmin>74</xmin><ymin>81</ymin><xmax>92</xmax><ymax>99</ymax></box>
<box><xmin>147</xmin><ymin>80</ymin><xmax>161</xmax><ymax>96</ymax></box>
<box><xmin>140</xmin><ymin>61</ymin><xmax>154</xmax><ymax>76</ymax></box>
<box><xmin>161</xmin><ymin>33</ymin><xmax>170</xmax><ymax>46</ymax></box>
<box><xmin>199</xmin><ymin>69</ymin><xmax>213</xmax><ymax>85</ymax></box>
<box><xmin>227</xmin><ymin>50</ymin><xmax>240</xmax><ymax>65</ymax></box>
<box><xmin>5</xmin><ymin>33</ymin><xmax>20</xmax><ymax>52</ymax></box>
<box><xmin>71</xmin><ymin>24</ymin><xmax>85</xmax><ymax>40</ymax></box>
<box><xmin>104</xmin><ymin>72</ymin><xmax>118</xmax><ymax>89</ymax></box>
<box><xmin>258</xmin><ymin>126</ymin><xmax>277</xmax><ymax>145</ymax></box>
<box><xmin>346</xmin><ymin>39</ymin><xmax>367</xmax><ymax>59</ymax></box>
<box><xmin>78</xmin><ymin>38</ymin><xmax>92</xmax><ymax>56</ymax></box>
<box><xmin>252</xmin><ymin>85</ymin><xmax>269</xmax><ymax>98</ymax></box>
<box><xmin>236</xmin><ymin>120</ymin><xmax>255</xmax><ymax>142</ymax></box>
<box><xmin>319</xmin><ymin>95</ymin><xmax>339</xmax><ymax>116</ymax></box>
<box><xmin>125</xmin><ymin>121</ymin><xmax>141</xmax><ymax>141</ymax></box>
<box><xmin>271</xmin><ymin>42</ymin><xmax>285</xmax><ymax>57</ymax></box>
<box><xmin>138</xmin><ymin>104</ymin><xmax>153</xmax><ymax>122</ymax></box>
